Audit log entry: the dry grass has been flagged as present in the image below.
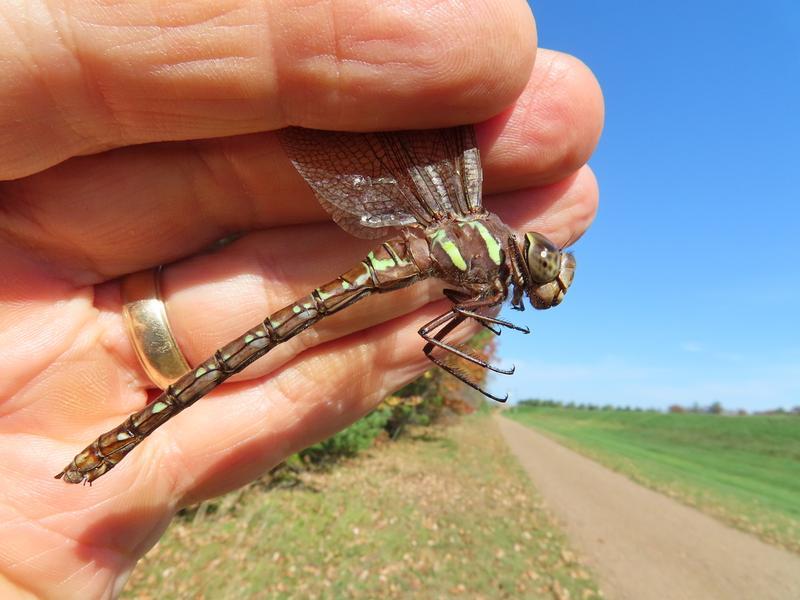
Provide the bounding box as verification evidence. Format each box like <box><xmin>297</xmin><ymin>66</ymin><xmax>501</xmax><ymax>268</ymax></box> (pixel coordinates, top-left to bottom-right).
<box><xmin>123</xmin><ymin>415</ymin><xmax>601</xmax><ymax>599</ymax></box>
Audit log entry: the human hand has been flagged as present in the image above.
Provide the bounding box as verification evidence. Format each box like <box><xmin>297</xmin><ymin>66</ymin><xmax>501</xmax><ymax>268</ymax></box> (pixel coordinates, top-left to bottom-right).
<box><xmin>0</xmin><ymin>1</ymin><xmax>602</xmax><ymax>597</ymax></box>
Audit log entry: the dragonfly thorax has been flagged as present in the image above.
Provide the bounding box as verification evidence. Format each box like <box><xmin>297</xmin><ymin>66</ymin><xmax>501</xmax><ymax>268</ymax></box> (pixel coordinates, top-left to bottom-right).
<box><xmin>425</xmin><ymin>216</ymin><xmax>511</xmax><ymax>290</ymax></box>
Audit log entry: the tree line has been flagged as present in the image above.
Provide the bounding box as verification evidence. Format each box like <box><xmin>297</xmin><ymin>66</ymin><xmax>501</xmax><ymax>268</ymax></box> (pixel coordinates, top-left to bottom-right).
<box><xmin>514</xmin><ymin>398</ymin><xmax>800</xmax><ymax>416</ymax></box>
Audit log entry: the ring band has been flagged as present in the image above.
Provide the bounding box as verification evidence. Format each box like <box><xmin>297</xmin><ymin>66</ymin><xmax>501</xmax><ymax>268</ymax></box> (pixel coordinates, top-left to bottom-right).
<box><xmin>121</xmin><ymin>266</ymin><xmax>191</xmax><ymax>389</ymax></box>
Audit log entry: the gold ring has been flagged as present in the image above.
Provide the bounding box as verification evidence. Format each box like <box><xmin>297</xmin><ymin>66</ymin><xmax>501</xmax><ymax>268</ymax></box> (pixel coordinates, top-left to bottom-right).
<box><xmin>121</xmin><ymin>266</ymin><xmax>191</xmax><ymax>389</ymax></box>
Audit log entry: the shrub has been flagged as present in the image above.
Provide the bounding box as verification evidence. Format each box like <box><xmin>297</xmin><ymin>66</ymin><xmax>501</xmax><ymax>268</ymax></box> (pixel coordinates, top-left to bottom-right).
<box><xmin>300</xmin><ymin>406</ymin><xmax>392</xmax><ymax>463</ymax></box>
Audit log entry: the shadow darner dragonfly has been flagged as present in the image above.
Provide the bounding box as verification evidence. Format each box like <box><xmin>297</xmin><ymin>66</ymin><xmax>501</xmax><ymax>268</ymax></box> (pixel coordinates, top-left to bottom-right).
<box><xmin>56</xmin><ymin>125</ymin><xmax>575</xmax><ymax>484</ymax></box>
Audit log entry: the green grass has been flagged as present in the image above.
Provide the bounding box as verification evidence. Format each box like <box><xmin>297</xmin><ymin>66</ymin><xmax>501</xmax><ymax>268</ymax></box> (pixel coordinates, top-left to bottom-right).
<box><xmin>123</xmin><ymin>416</ymin><xmax>601</xmax><ymax>599</ymax></box>
<box><xmin>506</xmin><ymin>406</ymin><xmax>800</xmax><ymax>552</ymax></box>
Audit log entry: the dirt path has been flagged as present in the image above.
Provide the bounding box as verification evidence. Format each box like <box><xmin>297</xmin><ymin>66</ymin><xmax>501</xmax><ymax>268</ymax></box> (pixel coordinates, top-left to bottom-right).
<box><xmin>496</xmin><ymin>416</ymin><xmax>800</xmax><ymax>600</ymax></box>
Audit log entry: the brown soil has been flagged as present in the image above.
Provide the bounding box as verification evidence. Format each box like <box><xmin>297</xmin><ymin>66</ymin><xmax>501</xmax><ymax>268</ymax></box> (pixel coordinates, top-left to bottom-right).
<box><xmin>496</xmin><ymin>416</ymin><xmax>800</xmax><ymax>600</ymax></box>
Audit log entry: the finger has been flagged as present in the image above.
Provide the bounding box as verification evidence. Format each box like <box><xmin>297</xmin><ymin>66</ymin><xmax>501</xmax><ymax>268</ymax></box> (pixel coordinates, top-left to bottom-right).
<box><xmin>99</xmin><ymin>165</ymin><xmax>598</xmax><ymax>390</ymax></box>
<box><xmin>481</xmin><ymin>50</ymin><xmax>604</xmax><ymax>189</ymax></box>
<box><xmin>1</xmin><ymin>0</ymin><xmax>535</xmax><ymax>179</ymax></box>
<box><xmin>489</xmin><ymin>165</ymin><xmax>599</xmax><ymax>249</ymax></box>
<box><xmin>0</xmin><ymin>50</ymin><xmax>602</xmax><ymax>281</ymax></box>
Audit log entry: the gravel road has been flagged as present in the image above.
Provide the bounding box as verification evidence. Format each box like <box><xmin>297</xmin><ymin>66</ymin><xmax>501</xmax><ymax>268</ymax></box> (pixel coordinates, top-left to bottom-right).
<box><xmin>496</xmin><ymin>416</ymin><xmax>800</xmax><ymax>600</ymax></box>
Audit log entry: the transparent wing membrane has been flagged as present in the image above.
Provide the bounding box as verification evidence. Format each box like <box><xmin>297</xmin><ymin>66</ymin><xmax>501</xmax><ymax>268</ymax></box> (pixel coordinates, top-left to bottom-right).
<box><xmin>279</xmin><ymin>126</ymin><xmax>485</xmax><ymax>238</ymax></box>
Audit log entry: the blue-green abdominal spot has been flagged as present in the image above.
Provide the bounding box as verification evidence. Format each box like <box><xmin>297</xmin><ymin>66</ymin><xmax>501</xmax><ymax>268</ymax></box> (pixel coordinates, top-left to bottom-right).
<box><xmin>367</xmin><ymin>250</ymin><xmax>396</xmax><ymax>271</ymax></box>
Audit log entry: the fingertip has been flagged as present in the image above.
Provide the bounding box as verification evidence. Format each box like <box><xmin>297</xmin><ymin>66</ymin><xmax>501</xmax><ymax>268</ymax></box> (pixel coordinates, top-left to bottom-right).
<box><xmin>486</xmin><ymin>164</ymin><xmax>599</xmax><ymax>248</ymax></box>
<box><xmin>480</xmin><ymin>48</ymin><xmax>605</xmax><ymax>190</ymax></box>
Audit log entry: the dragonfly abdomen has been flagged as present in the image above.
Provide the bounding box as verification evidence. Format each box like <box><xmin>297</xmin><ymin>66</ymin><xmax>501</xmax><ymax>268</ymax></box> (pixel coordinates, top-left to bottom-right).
<box><xmin>56</xmin><ymin>235</ymin><xmax>431</xmax><ymax>484</ymax></box>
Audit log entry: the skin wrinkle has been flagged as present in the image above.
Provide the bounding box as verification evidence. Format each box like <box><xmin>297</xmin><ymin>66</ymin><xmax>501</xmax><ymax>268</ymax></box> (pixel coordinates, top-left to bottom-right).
<box><xmin>10</xmin><ymin>194</ymin><xmax>106</xmax><ymax>281</ymax></box>
<box><xmin>436</xmin><ymin>0</ymin><xmax>533</xmax><ymax>104</ymax></box>
<box><xmin>490</xmin><ymin>84</ymin><xmax>598</xmax><ymax>189</ymax></box>
<box><xmin>329</xmin><ymin>0</ymin><xmax>345</xmax><ymax>116</ymax></box>
<box><xmin>50</xmin><ymin>8</ymin><xmax>128</xmax><ymax>148</ymax></box>
<box><xmin>261</xmin><ymin>1</ymin><xmax>289</xmax><ymax>129</ymax></box>
<box><xmin>349</xmin><ymin>1</ymin><xmax>445</xmax><ymax>73</ymax></box>
<box><xmin>275</xmin><ymin>0</ymin><xmax>531</xmax><ymax>129</ymax></box>
<box><xmin>48</xmin><ymin>3</ymin><xmax>117</xmax><ymax>149</ymax></box>
<box><xmin>63</xmin><ymin>5</ymin><xmax>257</xmax><ymax>146</ymax></box>
<box><xmin>202</xmin><ymin>138</ymin><xmax>262</xmax><ymax>230</ymax></box>
<box><xmin>10</xmin><ymin>513</ymin><xmax>124</xmax><ymax>580</ymax></box>
<box><xmin>0</xmin><ymin>569</ymin><xmax>37</xmax><ymax>600</ymax></box>
<box><xmin>0</xmin><ymin>200</ymin><xmax>43</xmax><ymax>266</ymax></box>
<box><xmin>185</xmin><ymin>142</ymin><xmax>241</xmax><ymax>237</ymax></box>
<box><xmin>93</xmin><ymin>286</ymin><xmax>148</xmax><ymax>390</ymax></box>
<box><xmin>330</xmin><ymin>0</ymin><xmax>434</xmax><ymax>75</ymax></box>
<box><xmin>0</xmin><ymin>297</ymin><xmax>96</xmax><ymax>422</ymax></box>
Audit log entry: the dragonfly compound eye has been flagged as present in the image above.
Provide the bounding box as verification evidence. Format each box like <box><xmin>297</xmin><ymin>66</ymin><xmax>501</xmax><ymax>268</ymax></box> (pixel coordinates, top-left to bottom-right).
<box><xmin>524</xmin><ymin>232</ymin><xmax>562</xmax><ymax>284</ymax></box>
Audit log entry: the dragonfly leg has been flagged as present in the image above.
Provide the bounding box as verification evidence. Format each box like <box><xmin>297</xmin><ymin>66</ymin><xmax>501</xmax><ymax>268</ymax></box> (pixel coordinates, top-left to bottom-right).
<box><xmin>420</xmin><ymin>313</ymin><xmax>514</xmax><ymax>375</ymax></box>
<box><xmin>479</xmin><ymin>321</ymin><xmax>502</xmax><ymax>336</ymax></box>
<box><xmin>444</xmin><ymin>291</ymin><xmax>530</xmax><ymax>334</ymax></box>
<box><xmin>425</xmin><ymin>350</ymin><xmax>508</xmax><ymax>403</ymax></box>
<box><xmin>453</xmin><ymin>307</ymin><xmax>530</xmax><ymax>334</ymax></box>
<box><xmin>442</xmin><ymin>289</ymin><xmax>502</xmax><ymax>335</ymax></box>
<box><xmin>420</xmin><ymin>310</ymin><xmax>508</xmax><ymax>401</ymax></box>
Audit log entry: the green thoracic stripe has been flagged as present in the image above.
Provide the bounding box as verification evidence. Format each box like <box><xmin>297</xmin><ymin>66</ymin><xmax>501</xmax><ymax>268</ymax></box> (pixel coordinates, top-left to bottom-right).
<box><xmin>431</xmin><ymin>229</ymin><xmax>467</xmax><ymax>271</ymax></box>
<box><xmin>463</xmin><ymin>221</ymin><xmax>502</xmax><ymax>265</ymax></box>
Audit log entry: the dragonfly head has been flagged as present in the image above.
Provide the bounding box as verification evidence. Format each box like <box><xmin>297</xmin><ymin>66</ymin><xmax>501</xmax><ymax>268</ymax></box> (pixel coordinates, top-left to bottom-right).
<box><xmin>522</xmin><ymin>232</ymin><xmax>576</xmax><ymax>309</ymax></box>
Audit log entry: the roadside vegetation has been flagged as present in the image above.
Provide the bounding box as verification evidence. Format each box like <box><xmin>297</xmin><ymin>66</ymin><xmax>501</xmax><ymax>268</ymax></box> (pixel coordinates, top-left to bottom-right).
<box><xmin>506</xmin><ymin>401</ymin><xmax>800</xmax><ymax>553</ymax></box>
<box><xmin>123</xmin><ymin>416</ymin><xmax>601</xmax><ymax>599</ymax></box>
<box><xmin>122</xmin><ymin>334</ymin><xmax>602</xmax><ymax>598</ymax></box>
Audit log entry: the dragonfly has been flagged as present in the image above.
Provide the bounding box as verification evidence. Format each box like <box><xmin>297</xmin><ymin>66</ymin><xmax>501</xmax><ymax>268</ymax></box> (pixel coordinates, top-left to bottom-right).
<box><xmin>56</xmin><ymin>125</ymin><xmax>576</xmax><ymax>484</ymax></box>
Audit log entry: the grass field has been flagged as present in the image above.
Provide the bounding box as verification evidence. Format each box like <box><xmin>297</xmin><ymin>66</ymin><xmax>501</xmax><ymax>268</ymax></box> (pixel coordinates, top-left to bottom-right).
<box><xmin>506</xmin><ymin>406</ymin><xmax>800</xmax><ymax>553</ymax></box>
<box><xmin>123</xmin><ymin>416</ymin><xmax>601</xmax><ymax>599</ymax></box>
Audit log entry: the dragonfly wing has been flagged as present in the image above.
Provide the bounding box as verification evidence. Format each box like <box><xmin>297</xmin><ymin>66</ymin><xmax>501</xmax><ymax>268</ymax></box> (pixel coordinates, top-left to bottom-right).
<box><xmin>391</xmin><ymin>125</ymin><xmax>484</xmax><ymax>219</ymax></box>
<box><xmin>279</xmin><ymin>125</ymin><xmax>485</xmax><ymax>239</ymax></box>
<box><xmin>314</xmin><ymin>193</ymin><xmax>399</xmax><ymax>240</ymax></box>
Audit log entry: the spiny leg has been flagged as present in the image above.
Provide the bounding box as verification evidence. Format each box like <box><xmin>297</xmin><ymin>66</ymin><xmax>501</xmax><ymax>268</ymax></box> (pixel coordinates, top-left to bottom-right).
<box><xmin>443</xmin><ymin>289</ymin><xmax>503</xmax><ymax>336</ymax></box>
<box><xmin>420</xmin><ymin>311</ymin><xmax>514</xmax><ymax>375</ymax></box>
<box><xmin>426</xmin><ymin>350</ymin><xmax>508</xmax><ymax>403</ymax></box>
<box><xmin>418</xmin><ymin>310</ymin><xmax>510</xmax><ymax>401</ymax></box>
<box><xmin>422</xmin><ymin>311</ymin><xmax>507</xmax><ymax>401</ymax></box>
<box><xmin>453</xmin><ymin>307</ymin><xmax>530</xmax><ymax>334</ymax></box>
<box><xmin>443</xmin><ymin>290</ymin><xmax>530</xmax><ymax>335</ymax></box>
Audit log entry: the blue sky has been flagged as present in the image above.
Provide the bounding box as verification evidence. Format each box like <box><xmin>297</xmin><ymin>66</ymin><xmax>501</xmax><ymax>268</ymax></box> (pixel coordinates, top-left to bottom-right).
<box><xmin>496</xmin><ymin>2</ymin><xmax>800</xmax><ymax>410</ymax></box>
